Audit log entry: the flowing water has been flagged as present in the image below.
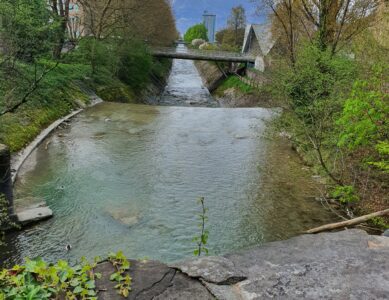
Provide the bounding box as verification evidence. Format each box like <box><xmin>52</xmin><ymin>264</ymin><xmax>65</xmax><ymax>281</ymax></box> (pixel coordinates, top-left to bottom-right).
<box><xmin>0</xmin><ymin>53</ymin><xmax>337</xmax><ymax>266</ymax></box>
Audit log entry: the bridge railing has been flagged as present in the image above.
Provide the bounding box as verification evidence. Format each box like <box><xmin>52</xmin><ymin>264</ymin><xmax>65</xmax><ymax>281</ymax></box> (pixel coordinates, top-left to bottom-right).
<box><xmin>151</xmin><ymin>47</ymin><xmax>255</xmax><ymax>60</ymax></box>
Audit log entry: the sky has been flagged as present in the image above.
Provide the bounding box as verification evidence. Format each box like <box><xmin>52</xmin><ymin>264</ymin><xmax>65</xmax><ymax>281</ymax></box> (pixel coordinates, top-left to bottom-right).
<box><xmin>172</xmin><ymin>0</ymin><xmax>267</xmax><ymax>35</ymax></box>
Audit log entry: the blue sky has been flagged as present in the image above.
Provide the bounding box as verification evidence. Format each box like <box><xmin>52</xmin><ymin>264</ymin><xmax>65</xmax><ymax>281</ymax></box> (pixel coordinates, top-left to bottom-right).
<box><xmin>172</xmin><ymin>0</ymin><xmax>267</xmax><ymax>35</ymax></box>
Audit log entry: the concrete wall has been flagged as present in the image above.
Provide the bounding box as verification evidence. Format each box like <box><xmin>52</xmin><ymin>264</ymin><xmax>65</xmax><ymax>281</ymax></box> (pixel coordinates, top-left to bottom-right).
<box><xmin>194</xmin><ymin>61</ymin><xmax>226</xmax><ymax>92</ymax></box>
<box><xmin>0</xmin><ymin>144</ymin><xmax>13</xmax><ymax>215</ymax></box>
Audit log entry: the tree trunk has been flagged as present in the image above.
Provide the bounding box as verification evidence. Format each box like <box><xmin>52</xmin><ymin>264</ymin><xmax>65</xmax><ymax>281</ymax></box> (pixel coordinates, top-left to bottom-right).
<box><xmin>306</xmin><ymin>209</ymin><xmax>389</xmax><ymax>234</ymax></box>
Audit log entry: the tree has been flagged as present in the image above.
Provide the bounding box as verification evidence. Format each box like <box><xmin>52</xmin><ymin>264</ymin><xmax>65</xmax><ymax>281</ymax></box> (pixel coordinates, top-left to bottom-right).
<box><xmin>0</xmin><ymin>0</ymin><xmax>56</xmax><ymax>62</ymax></box>
<box><xmin>227</xmin><ymin>5</ymin><xmax>247</xmax><ymax>46</ymax></box>
<box><xmin>126</xmin><ymin>0</ymin><xmax>178</xmax><ymax>46</ymax></box>
<box><xmin>0</xmin><ymin>0</ymin><xmax>61</xmax><ymax>116</ymax></box>
<box><xmin>216</xmin><ymin>28</ymin><xmax>245</xmax><ymax>50</ymax></box>
<box><xmin>299</xmin><ymin>0</ymin><xmax>380</xmax><ymax>53</ymax></box>
<box><xmin>253</xmin><ymin>0</ymin><xmax>381</xmax><ymax>65</ymax></box>
<box><xmin>184</xmin><ymin>24</ymin><xmax>208</xmax><ymax>43</ymax></box>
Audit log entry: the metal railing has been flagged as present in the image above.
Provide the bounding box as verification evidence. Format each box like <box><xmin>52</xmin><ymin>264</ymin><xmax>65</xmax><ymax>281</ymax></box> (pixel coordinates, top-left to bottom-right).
<box><xmin>151</xmin><ymin>47</ymin><xmax>256</xmax><ymax>62</ymax></box>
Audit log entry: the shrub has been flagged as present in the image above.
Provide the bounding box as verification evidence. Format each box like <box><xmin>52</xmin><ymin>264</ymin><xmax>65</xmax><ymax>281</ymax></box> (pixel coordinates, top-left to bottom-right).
<box><xmin>184</xmin><ymin>24</ymin><xmax>208</xmax><ymax>43</ymax></box>
<box><xmin>117</xmin><ymin>41</ymin><xmax>153</xmax><ymax>91</ymax></box>
<box><xmin>330</xmin><ymin>185</ymin><xmax>360</xmax><ymax>204</ymax></box>
<box><xmin>337</xmin><ymin>66</ymin><xmax>388</xmax><ymax>149</ymax></box>
<box><xmin>192</xmin><ymin>39</ymin><xmax>206</xmax><ymax>48</ymax></box>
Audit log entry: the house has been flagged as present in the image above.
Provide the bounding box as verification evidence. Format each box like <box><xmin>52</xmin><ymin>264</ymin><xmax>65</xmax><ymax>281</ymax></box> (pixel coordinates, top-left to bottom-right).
<box><xmin>242</xmin><ymin>23</ymin><xmax>276</xmax><ymax>71</ymax></box>
<box><xmin>67</xmin><ymin>0</ymin><xmax>85</xmax><ymax>41</ymax></box>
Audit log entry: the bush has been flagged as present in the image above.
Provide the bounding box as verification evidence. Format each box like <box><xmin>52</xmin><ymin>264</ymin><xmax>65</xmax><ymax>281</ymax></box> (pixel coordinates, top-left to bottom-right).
<box><xmin>330</xmin><ymin>185</ymin><xmax>359</xmax><ymax>204</ymax></box>
<box><xmin>282</xmin><ymin>45</ymin><xmax>356</xmax><ymax>112</ymax></box>
<box><xmin>192</xmin><ymin>39</ymin><xmax>206</xmax><ymax>48</ymax></box>
<box><xmin>0</xmin><ymin>0</ymin><xmax>57</xmax><ymax>61</ymax></box>
<box><xmin>184</xmin><ymin>24</ymin><xmax>208</xmax><ymax>43</ymax></box>
<box><xmin>337</xmin><ymin>66</ymin><xmax>388</xmax><ymax>149</ymax></box>
<box><xmin>117</xmin><ymin>41</ymin><xmax>153</xmax><ymax>91</ymax></box>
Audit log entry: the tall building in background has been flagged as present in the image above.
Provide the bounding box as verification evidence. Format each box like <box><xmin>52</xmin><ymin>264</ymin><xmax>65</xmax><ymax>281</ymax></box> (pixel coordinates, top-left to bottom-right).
<box><xmin>203</xmin><ymin>11</ymin><xmax>216</xmax><ymax>43</ymax></box>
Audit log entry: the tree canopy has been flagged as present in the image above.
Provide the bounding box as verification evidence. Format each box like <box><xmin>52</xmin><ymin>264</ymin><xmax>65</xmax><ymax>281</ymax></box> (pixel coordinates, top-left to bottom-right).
<box><xmin>184</xmin><ymin>23</ymin><xmax>208</xmax><ymax>43</ymax></box>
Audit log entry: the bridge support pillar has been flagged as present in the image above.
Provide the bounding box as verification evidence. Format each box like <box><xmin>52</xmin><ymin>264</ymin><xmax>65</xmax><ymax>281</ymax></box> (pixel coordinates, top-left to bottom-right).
<box><xmin>0</xmin><ymin>144</ymin><xmax>14</xmax><ymax>215</ymax></box>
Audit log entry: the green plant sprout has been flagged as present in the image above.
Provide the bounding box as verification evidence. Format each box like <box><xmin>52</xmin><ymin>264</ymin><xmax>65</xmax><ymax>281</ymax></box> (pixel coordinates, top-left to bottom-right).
<box><xmin>108</xmin><ymin>251</ymin><xmax>132</xmax><ymax>298</ymax></box>
<box><xmin>193</xmin><ymin>197</ymin><xmax>209</xmax><ymax>257</ymax></box>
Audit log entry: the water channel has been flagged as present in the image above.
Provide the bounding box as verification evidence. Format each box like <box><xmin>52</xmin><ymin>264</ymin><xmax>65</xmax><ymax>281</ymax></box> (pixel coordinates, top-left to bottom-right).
<box><xmin>0</xmin><ymin>52</ymin><xmax>337</xmax><ymax>266</ymax></box>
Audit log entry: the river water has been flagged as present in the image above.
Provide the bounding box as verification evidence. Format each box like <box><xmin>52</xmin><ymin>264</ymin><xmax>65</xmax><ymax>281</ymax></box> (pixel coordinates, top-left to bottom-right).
<box><xmin>0</xmin><ymin>55</ymin><xmax>337</xmax><ymax>266</ymax></box>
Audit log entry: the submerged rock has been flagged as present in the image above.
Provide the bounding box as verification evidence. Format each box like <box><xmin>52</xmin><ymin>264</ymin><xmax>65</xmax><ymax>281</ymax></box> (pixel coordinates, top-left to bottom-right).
<box><xmin>107</xmin><ymin>208</ymin><xmax>141</xmax><ymax>227</ymax></box>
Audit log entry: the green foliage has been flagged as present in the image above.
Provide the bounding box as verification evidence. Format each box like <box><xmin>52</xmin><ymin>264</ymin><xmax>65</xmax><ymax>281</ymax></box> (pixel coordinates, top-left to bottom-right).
<box><xmin>193</xmin><ymin>197</ymin><xmax>209</xmax><ymax>257</ymax></box>
<box><xmin>370</xmin><ymin>217</ymin><xmax>389</xmax><ymax>230</ymax></box>
<box><xmin>282</xmin><ymin>45</ymin><xmax>356</xmax><ymax>112</ymax></box>
<box><xmin>117</xmin><ymin>41</ymin><xmax>152</xmax><ymax>91</ymax></box>
<box><xmin>330</xmin><ymin>185</ymin><xmax>360</xmax><ymax>204</ymax></box>
<box><xmin>184</xmin><ymin>24</ymin><xmax>208</xmax><ymax>43</ymax></box>
<box><xmin>215</xmin><ymin>76</ymin><xmax>253</xmax><ymax>96</ymax></box>
<box><xmin>337</xmin><ymin>65</ymin><xmax>389</xmax><ymax>173</ymax></box>
<box><xmin>0</xmin><ymin>194</ymin><xmax>19</xmax><ymax>245</ymax></box>
<box><xmin>369</xmin><ymin>141</ymin><xmax>389</xmax><ymax>173</ymax></box>
<box><xmin>0</xmin><ymin>257</ymin><xmax>102</xmax><ymax>299</ymax></box>
<box><xmin>0</xmin><ymin>252</ymin><xmax>133</xmax><ymax>299</ymax></box>
<box><xmin>0</xmin><ymin>61</ymin><xmax>91</xmax><ymax>151</ymax></box>
<box><xmin>216</xmin><ymin>28</ymin><xmax>245</xmax><ymax>50</ymax></box>
<box><xmin>337</xmin><ymin>67</ymin><xmax>388</xmax><ymax>148</ymax></box>
<box><xmin>0</xmin><ymin>0</ymin><xmax>58</xmax><ymax>61</ymax></box>
<box><xmin>108</xmin><ymin>251</ymin><xmax>131</xmax><ymax>298</ymax></box>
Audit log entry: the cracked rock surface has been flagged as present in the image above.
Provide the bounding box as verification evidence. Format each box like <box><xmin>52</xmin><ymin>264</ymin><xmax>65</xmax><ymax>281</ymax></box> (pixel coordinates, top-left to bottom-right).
<box><xmin>170</xmin><ymin>256</ymin><xmax>246</xmax><ymax>284</ymax></box>
<box><xmin>95</xmin><ymin>230</ymin><xmax>389</xmax><ymax>299</ymax></box>
<box><xmin>95</xmin><ymin>259</ymin><xmax>214</xmax><ymax>300</ymax></box>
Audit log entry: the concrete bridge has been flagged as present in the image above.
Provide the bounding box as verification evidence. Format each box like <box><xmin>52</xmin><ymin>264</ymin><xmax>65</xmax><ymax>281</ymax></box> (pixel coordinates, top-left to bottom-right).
<box><xmin>151</xmin><ymin>47</ymin><xmax>256</xmax><ymax>63</ymax></box>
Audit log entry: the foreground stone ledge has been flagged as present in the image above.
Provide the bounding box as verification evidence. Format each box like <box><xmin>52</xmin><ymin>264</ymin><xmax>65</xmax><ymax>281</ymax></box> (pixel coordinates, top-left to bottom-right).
<box><xmin>16</xmin><ymin>205</ymin><xmax>53</xmax><ymax>226</ymax></box>
<box><xmin>94</xmin><ymin>230</ymin><xmax>389</xmax><ymax>299</ymax></box>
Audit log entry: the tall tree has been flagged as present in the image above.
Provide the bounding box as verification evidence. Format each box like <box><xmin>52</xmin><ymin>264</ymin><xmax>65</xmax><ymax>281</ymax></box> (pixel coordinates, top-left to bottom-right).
<box><xmin>300</xmin><ymin>0</ymin><xmax>380</xmax><ymax>53</ymax></box>
<box><xmin>0</xmin><ymin>0</ymin><xmax>61</xmax><ymax>116</ymax></box>
<box><xmin>227</xmin><ymin>5</ymin><xmax>247</xmax><ymax>46</ymax></box>
<box><xmin>254</xmin><ymin>0</ymin><xmax>381</xmax><ymax>64</ymax></box>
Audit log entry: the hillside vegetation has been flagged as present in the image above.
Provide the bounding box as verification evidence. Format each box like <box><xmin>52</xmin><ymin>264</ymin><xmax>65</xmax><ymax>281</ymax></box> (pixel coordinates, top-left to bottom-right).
<box><xmin>249</xmin><ymin>0</ymin><xmax>389</xmax><ymax>225</ymax></box>
<box><xmin>0</xmin><ymin>0</ymin><xmax>177</xmax><ymax>152</ymax></box>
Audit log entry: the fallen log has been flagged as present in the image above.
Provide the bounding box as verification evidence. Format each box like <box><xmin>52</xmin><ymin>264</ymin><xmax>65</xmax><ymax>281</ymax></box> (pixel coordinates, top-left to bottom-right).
<box><xmin>306</xmin><ymin>208</ymin><xmax>389</xmax><ymax>234</ymax></box>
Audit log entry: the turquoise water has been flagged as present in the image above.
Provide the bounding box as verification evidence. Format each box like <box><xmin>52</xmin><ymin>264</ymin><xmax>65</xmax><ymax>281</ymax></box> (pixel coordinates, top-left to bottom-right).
<box><xmin>1</xmin><ymin>103</ymin><xmax>336</xmax><ymax>266</ymax></box>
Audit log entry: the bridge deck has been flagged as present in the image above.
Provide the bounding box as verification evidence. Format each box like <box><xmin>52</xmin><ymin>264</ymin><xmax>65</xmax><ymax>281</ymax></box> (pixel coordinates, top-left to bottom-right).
<box><xmin>151</xmin><ymin>47</ymin><xmax>255</xmax><ymax>63</ymax></box>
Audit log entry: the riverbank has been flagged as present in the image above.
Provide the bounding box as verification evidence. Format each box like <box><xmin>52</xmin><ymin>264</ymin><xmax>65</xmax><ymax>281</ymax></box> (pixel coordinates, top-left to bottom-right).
<box><xmin>195</xmin><ymin>61</ymin><xmax>388</xmax><ymax>231</ymax></box>
<box><xmin>0</xmin><ymin>58</ymin><xmax>171</xmax><ymax>154</ymax></box>
<box><xmin>194</xmin><ymin>61</ymin><xmax>277</xmax><ymax>108</ymax></box>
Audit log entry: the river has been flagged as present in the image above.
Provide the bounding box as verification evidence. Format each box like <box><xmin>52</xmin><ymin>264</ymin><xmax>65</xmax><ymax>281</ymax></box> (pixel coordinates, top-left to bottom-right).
<box><xmin>0</xmin><ymin>53</ymin><xmax>337</xmax><ymax>266</ymax></box>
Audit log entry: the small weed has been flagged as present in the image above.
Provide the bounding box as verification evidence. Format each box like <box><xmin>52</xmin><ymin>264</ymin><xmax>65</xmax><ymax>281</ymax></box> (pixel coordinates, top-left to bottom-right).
<box><xmin>193</xmin><ymin>197</ymin><xmax>209</xmax><ymax>257</ymax></box>
<box><xmin>108</xmin><ymin>251</ymin><xmax>132</xmax><ymax>298</ymax></box>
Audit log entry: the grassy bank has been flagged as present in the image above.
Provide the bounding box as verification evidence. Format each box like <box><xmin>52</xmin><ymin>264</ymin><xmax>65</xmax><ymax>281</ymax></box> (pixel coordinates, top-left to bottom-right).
<box><xmin>0</xmin><ymin>55</ymin><xmax>171</xmax><ymax>153</ymax></box>
<box><xmin>212</xmin><ymin>75</ymin><xmax>277</xmax><ymax>108</ymax></box>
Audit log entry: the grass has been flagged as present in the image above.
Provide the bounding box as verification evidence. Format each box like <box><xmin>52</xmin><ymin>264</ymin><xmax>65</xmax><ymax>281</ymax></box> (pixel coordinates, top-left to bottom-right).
<box><xmin>0</xmin><ymin>61</ymin><xmax>92</xmax><ymax>152</ymax></box>
<box><xmin>215</xmin><ymin>76</ymin><xmax>254</xmax><ymax>96</ymax></box>
<box><xmin>0</xmin><ymin>56</ymin><xmax>171</xmax><ymax>152</ymax></box>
